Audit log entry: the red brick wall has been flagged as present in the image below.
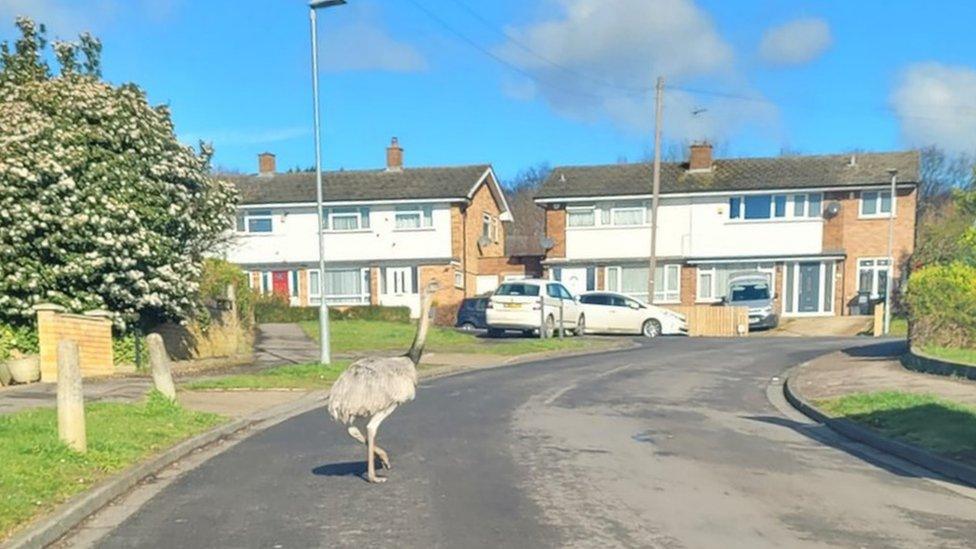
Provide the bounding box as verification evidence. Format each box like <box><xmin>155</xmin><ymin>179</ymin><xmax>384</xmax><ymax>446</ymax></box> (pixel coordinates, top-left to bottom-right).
<box><xmin>545</xmin><ymin>207</ymin><xmax>566</xmax><ymax>258</ymax></box>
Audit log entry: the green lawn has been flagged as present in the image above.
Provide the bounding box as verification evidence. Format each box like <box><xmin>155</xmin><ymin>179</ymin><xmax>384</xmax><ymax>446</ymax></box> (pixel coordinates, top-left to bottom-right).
<box><xmin>889</xmin><ymin>316</ymin><xmax>908</xmax><ymax>337</ymax></box>
<box><xmin>184</xmin><ymin>362</ymin><xmax>350</xmax><ymax>390</ymax></box>
<box><xmin>919</xmin><ymin>345</ymin><xmax>976</xmax><ymax>367</ymax></box>
<box><xmin>0</xmin><ymin>392</ymin><xmax>222</xmax><ymax>540</ymax></box>
<box><xmin>299</xmin><ymin>319</ymin><xmax>601</xmax><ymax>356</ymax></box>
<box><xmin>817</xmin><ymin>391</ymin><xmax>976</xmax><ymax>464</ymax></box>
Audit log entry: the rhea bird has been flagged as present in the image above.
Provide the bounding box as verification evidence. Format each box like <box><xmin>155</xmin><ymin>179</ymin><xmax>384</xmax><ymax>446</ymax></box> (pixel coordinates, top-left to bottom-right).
<box><xmin>327</xmin><ymin>280</ymin><xmax>439</xmax><ymax>483</ymax></box>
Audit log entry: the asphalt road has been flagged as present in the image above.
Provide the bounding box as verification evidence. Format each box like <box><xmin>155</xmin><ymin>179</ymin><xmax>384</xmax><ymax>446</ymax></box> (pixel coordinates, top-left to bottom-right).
<box><xmin>94</xmin><ymin>338</ymin><xmax>976</xmax><ymax>548</ymax></box>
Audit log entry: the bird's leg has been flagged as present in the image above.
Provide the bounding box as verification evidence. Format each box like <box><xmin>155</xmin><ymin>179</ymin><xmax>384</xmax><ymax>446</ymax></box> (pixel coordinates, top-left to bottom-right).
<box><xmin>347</xmin><ymin>425</ymin><xmax>390</xmax><ymax>469</ymax></box>
<box><xmin>365</xmin><ymin>404</ymin><xmax>397</xmax><ymax>483</ymax></box>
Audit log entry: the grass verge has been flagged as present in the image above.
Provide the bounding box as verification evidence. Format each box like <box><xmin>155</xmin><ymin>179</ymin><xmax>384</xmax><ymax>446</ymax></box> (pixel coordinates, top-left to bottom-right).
<box><xmin>299</xmin><ymin>319</ymin><xmax>601</xmax><ymax>356</ymax></box>
<box><xmin>919</xmin><ymin>345</ymin><xmax>976</xmax><ymax>367</ymax></box>
<box><xmin>0</xmin><ymin>392</ymin><xmax>223</xmax><ymax>540</ymax></box>
<box><xmin>184</xmin><ymin>362</ymin><xmax>350</xmax><ymax>390</ymax></box>
<box><xmin>817</xmin><ymin>391</ymin><xmax>976</xmax><ymax>465</ymax></box>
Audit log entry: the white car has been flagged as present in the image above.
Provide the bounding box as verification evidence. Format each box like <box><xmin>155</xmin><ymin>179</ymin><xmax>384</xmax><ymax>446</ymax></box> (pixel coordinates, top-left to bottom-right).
<box><xmin>485</xmin><ymin>279</ymin><xmax>584</xmax><ymax>338</ymax></box>
<box><xmin>578</xmin><ymin>291</ymin><xmax>687</xmax><ymax>337</ymax></box>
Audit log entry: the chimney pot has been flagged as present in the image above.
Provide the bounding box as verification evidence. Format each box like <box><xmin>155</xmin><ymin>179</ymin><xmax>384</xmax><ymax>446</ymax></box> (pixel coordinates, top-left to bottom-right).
<box><xmin>386</xmin><ymin>137</ymin><xmax>403</xmax><ymax>171</ymax></box>
<box><xmin>258</xmin><ymin>152</ymin><xmax>276</xmax><ymax>176</ymax></box>
<box><xmin>688</xmin><ymin>142</ymin><xmax>713</xmax><ymax>172</ymax></box>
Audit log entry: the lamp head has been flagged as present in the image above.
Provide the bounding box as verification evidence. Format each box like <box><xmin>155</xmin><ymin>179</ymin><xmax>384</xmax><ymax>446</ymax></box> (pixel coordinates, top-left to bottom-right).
<box><xmin>310</xmin><ymin>0</ymin><xmax>346</xmax><ymax>8</ymax></box>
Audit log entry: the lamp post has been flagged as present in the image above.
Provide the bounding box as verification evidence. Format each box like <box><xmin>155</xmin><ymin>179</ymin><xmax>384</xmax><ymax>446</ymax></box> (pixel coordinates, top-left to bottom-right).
<box><xmin>309</xmin><ymin>0</ymin><xmax>346</xmax><ymax>364</ymax></box>
<box><xmin>884</xmin><ymin>168</ymin><xmax>897</xmax><ymax>336</ymax></box>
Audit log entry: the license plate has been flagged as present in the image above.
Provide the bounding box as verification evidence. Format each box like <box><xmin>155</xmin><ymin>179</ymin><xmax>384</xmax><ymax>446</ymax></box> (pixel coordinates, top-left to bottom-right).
<box><xmin>749</xmin><ymin>317</ymin><xmax>760</xmax><ymax>323</ymax></box>
<box><xmin>504</xmin><ymin>303</ymin><xmax>522</xmax><ymax>309</ymax></box>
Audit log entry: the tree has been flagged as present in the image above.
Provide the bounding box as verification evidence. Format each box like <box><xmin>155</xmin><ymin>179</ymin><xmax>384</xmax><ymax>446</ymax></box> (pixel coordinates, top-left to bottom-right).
<box><xmin>919</xmin><ymin>146</ymin><xmax>975</xmax><ymax>208</ymax></box>
<box><xmin>503</xmin><ymin>163</ymin><xmax>550</xmax><ymax>255</ymax></box>
<box><xmin>0</xmin><ymin>18</ymin><xmax>237</xmax><ymax>328</ymax></box>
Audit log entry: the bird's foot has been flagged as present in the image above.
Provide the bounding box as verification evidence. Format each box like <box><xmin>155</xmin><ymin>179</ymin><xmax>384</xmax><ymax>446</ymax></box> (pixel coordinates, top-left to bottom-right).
<box><xmin>366</xmin><ymin>473</ymin><xmax>388</xmax><ymax>484</ymax></box>
<box><xmin>376</xmin><ymin>453</ymin><xmax>391</xmax><ymax>470</ymax></box>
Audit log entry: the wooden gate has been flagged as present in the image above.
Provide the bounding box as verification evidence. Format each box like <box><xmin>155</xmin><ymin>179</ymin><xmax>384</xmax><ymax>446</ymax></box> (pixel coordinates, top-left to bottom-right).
<box><xmin>665</xmin><ymin>305</ymin><xmax>750</xmax><ymax>337</ymax></box>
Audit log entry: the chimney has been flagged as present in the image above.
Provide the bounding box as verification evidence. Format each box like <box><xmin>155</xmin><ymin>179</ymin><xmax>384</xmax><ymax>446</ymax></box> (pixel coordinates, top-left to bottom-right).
<box><xmin>688</xmin><ymin>142</ymin><xmax>713</xmax><ymax>172</ymax></box>
<box><xmin>386</xmin><ymin>137</ymin><xmax>403</xmax><ymax>171</ymax></box>
<box><xmin>258</xmin><ymin>152</ymin><xmax>276</xmax><ymax>176</ymax></box>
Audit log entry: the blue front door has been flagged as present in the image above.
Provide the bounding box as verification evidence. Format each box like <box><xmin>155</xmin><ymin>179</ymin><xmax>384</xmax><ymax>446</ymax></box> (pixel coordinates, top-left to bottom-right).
<box><xmin>798</xmin><ymin>262</ymin><xmax>820</xmax><ymax>313</ymax></box>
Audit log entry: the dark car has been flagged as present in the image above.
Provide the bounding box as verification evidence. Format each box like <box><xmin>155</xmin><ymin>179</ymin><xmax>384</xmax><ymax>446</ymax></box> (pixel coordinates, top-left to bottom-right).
<box><xmin>455</xmin><ymin>297</ymin><xmax>489</xmax><ymax>331</ymax></box>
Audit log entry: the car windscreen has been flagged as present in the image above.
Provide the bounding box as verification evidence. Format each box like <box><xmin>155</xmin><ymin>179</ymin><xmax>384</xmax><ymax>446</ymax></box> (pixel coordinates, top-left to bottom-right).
<box><xmin>730</xmin><ymin>282</ymin><xmax>770</xmax><ymax>302</ymax></box>
<box><xmin>494</xmin><ymin>283</ymin><xmax>540</xmax><ymax>297</ymax></box>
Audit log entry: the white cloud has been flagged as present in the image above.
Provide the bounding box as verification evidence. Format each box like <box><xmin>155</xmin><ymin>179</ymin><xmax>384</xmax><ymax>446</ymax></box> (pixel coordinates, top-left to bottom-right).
<box><xmin>890</xmin><ymin>62</ymin><xmax>976</xmax><ymax>153</ymax></box>
<box><xmin>495</xmin><ymin>0</ymin><xmax>777</xmax><ymax>142</ymax></box>
<box><xmin>318</xmin><ymin>22</ymin><xmax>427</xmax><ymax>73</ymax></box>
<box><xmin>0</xmin><ymin>0</ymin><xmax>180</xmax><ymax>36</ymax></box>
<box><xmin>180</xmin><ymin>126</ymin><xmax>310</xmax><ymax>147</ymax></box>
<box><xmin>758</xmin><ymin>18</ymin><xmax>832</xmax><ymax>66</ymax></box>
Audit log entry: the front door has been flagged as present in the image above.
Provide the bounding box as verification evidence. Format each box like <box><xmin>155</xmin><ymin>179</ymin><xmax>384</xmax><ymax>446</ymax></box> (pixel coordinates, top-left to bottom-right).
<box><xmin>386</xmin><ymin>267</ymin><xmax>412</xmax><ymax>296</ymax></box>
<box><xmin>797</xmin><ymin>262</ymin><xmax>820</xmax><ymax>313</ymax></box>
<box><xmin>272</xmin><ymin>271</ymin><xmax>289</xmax><ymax>297</ymax></box>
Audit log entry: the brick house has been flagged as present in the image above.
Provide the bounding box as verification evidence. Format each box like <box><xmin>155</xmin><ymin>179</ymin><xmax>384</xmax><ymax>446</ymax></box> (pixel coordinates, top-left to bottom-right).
<box><xmin>534</xmin><ymin>145</ymin><xmax>919</xmax><ymax>317</ymax></box>
<box><xmin>226</xmin><ymin>138</ymin><xmax>537</xmax><ymax>318</ymax></box>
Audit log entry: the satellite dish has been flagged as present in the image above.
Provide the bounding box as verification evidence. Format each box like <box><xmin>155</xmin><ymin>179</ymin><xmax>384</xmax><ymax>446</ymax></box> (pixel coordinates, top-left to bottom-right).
<box><xmin>540</xmin><ymin>236</ymin><xmax>555</xmax><ymax>250</ymax></box>
<box><xmin>824</xmin><ymin>201</ymin><xmax>841</xmax><ymax>219</ymax></box>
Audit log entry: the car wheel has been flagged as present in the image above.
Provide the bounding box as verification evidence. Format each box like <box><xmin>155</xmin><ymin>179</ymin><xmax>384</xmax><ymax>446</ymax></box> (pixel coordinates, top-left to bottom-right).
<box><xmin>575</xmin><ymin>315</ymin><xmax>586</xmax><ymax>336</ymax></box>
<box><xmin>460</xmin><ymin>322</ymin><xmax>476</xmax><ymax>332</ymax></box>
<box><xmin>487</xmin><ymin>328</ymin><xmax>504</xmax><ymax>338</ymax></box>
<box><xmin>642</xmin><ymin>319</ymin><xmax>662</xmax><ymax>338</ymax></box>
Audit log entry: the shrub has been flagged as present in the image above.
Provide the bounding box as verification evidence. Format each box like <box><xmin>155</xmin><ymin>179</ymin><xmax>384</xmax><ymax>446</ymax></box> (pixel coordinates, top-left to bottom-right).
<box><xmin>197</xmin><ymin>259</ymin><xmax>255</xmax><ymax>329</ymax></box>
<box><xmin>253</xmin><ymin>294</ymin><xmax>410</xmax><ymax>323</ymax></box>
<box><xmin>0</xmin><ymin>323</ymin><xmax>38</xmax><ymax>361</ymax></box>
<box><xmin>904</xmin><ymin>262</ymin><xmax>976</xmax><ymax>349</ymax></box>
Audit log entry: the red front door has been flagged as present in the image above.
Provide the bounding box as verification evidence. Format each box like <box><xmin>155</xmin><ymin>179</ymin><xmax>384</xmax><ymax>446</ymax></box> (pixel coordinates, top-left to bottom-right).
<box><xmin>272</xmin><ymin>271</ymin><xmax>289</xmax><ymax>297</ymax></box>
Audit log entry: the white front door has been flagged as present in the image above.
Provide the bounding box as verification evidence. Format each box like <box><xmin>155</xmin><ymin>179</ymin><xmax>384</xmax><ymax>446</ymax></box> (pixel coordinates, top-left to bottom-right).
<box><xmin>560</xmin><ymin>268</ymin><xmax>588</xmax><ymax>296</ymax></box>
<box><xmin>382</xmin><ymin>267</ymin><xmax>420</xmax><ymax>318</ymax></box>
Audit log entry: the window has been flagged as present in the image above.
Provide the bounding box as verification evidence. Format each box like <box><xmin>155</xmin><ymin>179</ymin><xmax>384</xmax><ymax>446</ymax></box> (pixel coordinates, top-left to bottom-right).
<box><xmin>860</xmin><ymin>190</ymin><xmax>893</xmax><ymax>217</ymax></box>
<box><xmin>238</xmin><ymin>209</ymin><xmax>273</xmax><ymax>233</ymax></box>
<box><xmin>792</xmin><ymin>194</ymin><xmax>806</xmax><ymax>217</ymax></box>
<box><xmin>290</xmin><ymin>270</ymin><xmax>299</xmax><ymax>297</ymax></box>
<box><xmin>696</xmin><ymin>262</ymin><xmax>775</xmax><ymax>302</ymax></box>
<box><xmin>857</xmin><ymin>258</ymin><xmax>891</xmax><ymax>298</ymax></box>
<box><xmin>580</xmin><ymin>294</ymin><xmax>610</xmax><ymax>305</ymax></box>
<box><xmin>323</xmin><ymin>207</ymin><xmax>370</xmax><ymax>231</ymax></box>
<box><xmin>774</xmin><ymin>195</ymin><xmax>787</xmax><ymax>218</ymax></box>
<box><xmin>454</xmin><ymin>269</ymin><xmax>464</xmax><ymax>289</ymax></box>
<box><xmin>611</xmin><ymin>201</ymin><xmax>646</xmax><ymax>226</ymax></box>
<box><xmin>308</xmin><ymin>268</ymin><xmax>370</xmax><ymax>305</ymax></box>
<box><xmin>729</xmin><ymin>197</ymin><xmax>742</xmax><ymax>219</ymax></box>
<box><xmin>396</xmin><ymin>206</ymin><xmax>433</xmax><ymax>230</ymax></box>
<box><xmin>495</xmin><ymin>283</ymin><xmax>539</xmax><ymax>297</ymax></box>
<box><xmin>260</xmin><ymin>271</ymin><xmax>272</xmax><ymax>294</ymax></box>
<box><xmin>744</xmin><ymin>195</ymin><xmax>773</xmax><ymax>219</ymax></box>
<box><xmin>605</xmin><ymin>264</ymin><xmax>680</xmax><ymax>303</ymax></box>
<box><xmin>567</xmin><ymin>206</ymin><xmax>595</xmax><ymax>227</ymax></box>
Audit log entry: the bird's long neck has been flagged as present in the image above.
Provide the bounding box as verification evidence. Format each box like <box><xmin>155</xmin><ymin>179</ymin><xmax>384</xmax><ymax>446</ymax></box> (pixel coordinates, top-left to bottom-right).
<box><xmin>406</xmin><ymin>290</ymin><xmax>435</xmax><ymax>365</ymax></box>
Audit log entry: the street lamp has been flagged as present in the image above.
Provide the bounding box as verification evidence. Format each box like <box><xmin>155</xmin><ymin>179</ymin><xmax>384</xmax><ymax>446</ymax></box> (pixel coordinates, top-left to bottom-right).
<box><xmin>884</xmin><ymin>168</ymin><xmax>897</xmax><ymax>336</ymax></box>
<box><xmin>309</xmin><ymin>0</ymin><xmax>346</xmax><ymax>364</ymax></box>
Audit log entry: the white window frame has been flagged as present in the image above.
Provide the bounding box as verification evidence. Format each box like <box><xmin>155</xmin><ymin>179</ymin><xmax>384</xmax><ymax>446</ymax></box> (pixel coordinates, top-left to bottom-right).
<box><xmin>394</xmin><ymin>205</ymin><xmax>433</xmax><ymax>231</ymax></box>
<box><xmin>859</xmin><ymin>190</ymin><xmax>894</xmax><ymax>218</ymax></box>
<box><xmin>729</xmin><ymin>193</ymin><xmax>824</xmax><ymax>221</ymax></box>
<box><xmin>609</xmin><ymin>201</ymin><xmax>648</xmax><ymax>226</ymax></box>
<box><xmin>308</xmin><ymin>267</ymin><xmax>371</xmax><ymax>305</ymax></box>
<box><xmin>323</xmin><ymin>207</ymin><xmax>370</xmax><ymax>232</ymax></box>
<box><xmin>603</xmin><ymin>264</ymin><xmax>681</xmax><ymax>304</ymax></box>
<box><xmin>454</xmin><ymin>268</ymin><xmax>464</xmax><ymax>289</ymax></box>
<box><xmin>856</xmin><ymin>257</ymin><xmax>892</xmax><ymax>298</ymax></box>
<box><xmin>566</xmin><ymin>205</ymin><xmax>596</xmax><ymax>227</ymax></box>
<box><xmin>260</xmin><ymin>271</ymin><xmax>272</xmax><ymax>294</ymax></box>
<box><xmin>238</xmin><ymin>209</ymin><xmax>274</xmax><ymax>234</ymax></box>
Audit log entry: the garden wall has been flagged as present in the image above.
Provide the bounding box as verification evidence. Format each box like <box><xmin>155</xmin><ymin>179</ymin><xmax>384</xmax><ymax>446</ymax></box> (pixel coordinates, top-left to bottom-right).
<box><xmin>36</xmin><ymin>304</ymin><xmax>114</xmax><ymax>381</ymax></box>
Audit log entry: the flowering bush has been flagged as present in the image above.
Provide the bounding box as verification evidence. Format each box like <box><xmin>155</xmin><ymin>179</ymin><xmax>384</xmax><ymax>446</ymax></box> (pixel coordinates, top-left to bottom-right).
<box><xmin>0</xmin><ymin>18</ymin><xmax>237</xmax><ymax>328</ymax></box>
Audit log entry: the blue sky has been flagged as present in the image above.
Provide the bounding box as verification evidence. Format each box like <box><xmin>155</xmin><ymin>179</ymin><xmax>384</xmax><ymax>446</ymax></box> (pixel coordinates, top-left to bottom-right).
<box><xmin>3</xmin><ymin>0</ymin><xmax>976</xmax><ymax>182</ymax></box>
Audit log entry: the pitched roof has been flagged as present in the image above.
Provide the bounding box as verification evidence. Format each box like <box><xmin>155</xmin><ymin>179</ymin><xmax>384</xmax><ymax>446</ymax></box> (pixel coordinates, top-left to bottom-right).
<box><xmin>229</xmin><ymin>165</ymin><xmax>491</xmax><ymax>205</ymax></box>
<box><xmin>535</xmin><ymin>151</ymin><xmax>919</xmax><ymax>200</ymax></box>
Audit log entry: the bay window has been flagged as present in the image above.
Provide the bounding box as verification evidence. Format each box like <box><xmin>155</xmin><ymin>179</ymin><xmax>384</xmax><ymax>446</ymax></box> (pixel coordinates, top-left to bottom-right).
<box><xmin>605</xmin><ymin>264</ymin><xmax>680</xmax><ymax>303</ymax></box>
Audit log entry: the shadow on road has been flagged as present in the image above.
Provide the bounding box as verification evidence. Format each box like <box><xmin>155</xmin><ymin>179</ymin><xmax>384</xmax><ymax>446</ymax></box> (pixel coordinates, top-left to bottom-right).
<box><xmin>745</xmin><ymin>414</ymin><xmax>973</xmax><ymax>490</ymax></box>
<box><xmin>312</xmin><ymin>461</ymin><xmax>366</xmax><ymax>478</ymax></box>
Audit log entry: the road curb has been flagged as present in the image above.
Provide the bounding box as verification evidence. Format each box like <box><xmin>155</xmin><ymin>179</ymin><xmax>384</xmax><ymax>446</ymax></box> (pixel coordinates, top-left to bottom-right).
<box><xmin>782</xmin><ymin>365</ymin><xmax>976</xmax><ymax>489</ymax></box>
<box><xmin>900</xmin><ymin>349</ymin><xmax>976</xmax><ymax>381</ymax></box>
<box><xmin>1</xmin><ymin>391</ymin><xmax>328</xmax><ymax>549</ymax></box>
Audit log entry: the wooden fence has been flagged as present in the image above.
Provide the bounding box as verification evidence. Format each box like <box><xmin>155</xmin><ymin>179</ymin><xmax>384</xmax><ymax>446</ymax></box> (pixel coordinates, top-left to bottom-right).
<box><xmin>665</xmin><ymin>305</ymin><xmax>750</xmax><ymax>337</ymax></box>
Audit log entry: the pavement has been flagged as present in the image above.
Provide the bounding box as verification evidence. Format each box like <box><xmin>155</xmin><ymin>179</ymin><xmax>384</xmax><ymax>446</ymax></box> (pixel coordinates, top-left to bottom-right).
<box><xmin>253</xmin><ymin>323</ymin><xmax>320</xmax><ymax>366</ymax></box>
<box><xmin>758</xmin><ymin>315</ymin><xmax>874</xmax><ymax>337</ymax></box>
<box><xmin>793</xmin><ymin>339</ymin><xmax>976</xmax><ymax>406</ymax></box>
<box><xmin>71</xmin><ymin>337</ymin><xmax>976</xmax><ymax>548</ymax></box>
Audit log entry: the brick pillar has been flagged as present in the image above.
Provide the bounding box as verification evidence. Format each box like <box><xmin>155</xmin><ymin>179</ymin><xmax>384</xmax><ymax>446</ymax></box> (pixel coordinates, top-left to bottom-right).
<box><xmin>370</xmin><ymin>267</ymin><xmax>381</xmax><ymax>306</ymax></box>
<box><xmin>298</xmin><ymin>268</ymin><xmax>309</xmax><ymax>306</ymax></box>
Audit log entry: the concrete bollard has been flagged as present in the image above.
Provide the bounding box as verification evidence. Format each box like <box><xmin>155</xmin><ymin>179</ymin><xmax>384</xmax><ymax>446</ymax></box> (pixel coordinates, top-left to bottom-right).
<box><xmin>57</xmin><ymin>340</ymin><xmax>86</xmax><ymax>453</ymax></box>
<box><xmin>146</xmin><ymin>333</ymin><xmax>177</xmax><ymax>401</ymax></box>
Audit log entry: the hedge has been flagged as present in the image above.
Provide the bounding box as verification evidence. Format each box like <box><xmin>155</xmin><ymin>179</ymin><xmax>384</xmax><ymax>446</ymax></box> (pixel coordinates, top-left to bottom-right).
<box><xmin>904</xmin><ymin>262</ymin><xmax>976</xmax><ymax>349</ymax></box>
<box><xmin>254</xmin><ymin>295</ymin><xmax>410</xmax><ymax>324</ymax></box>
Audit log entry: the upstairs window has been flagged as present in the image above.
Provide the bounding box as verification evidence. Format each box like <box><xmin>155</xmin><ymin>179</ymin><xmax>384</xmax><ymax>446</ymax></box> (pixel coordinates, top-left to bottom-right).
<box><xmin>743</xmin><ymin>195</ymin><xmax>772</xmax><ymax>219</ymax></box>
<box><xmin>860</xmin><ymin>190</ymin><xmax>893</xmax><ymax>217</ymax></box>
<box><xmin>323</xmin><ymin>207</ymin><xmax>370</xmax><ymax>231</ymax></box>
<box><xmin>237</xmin><ymin>209</ymin><xmax>273</xmax><ymax>233</ymax></box>
<box><xmin>567</xmin><ymin>205</ymin><xmax>595</xmax><ymax>227</ymax></box>
<box><xmin>729</xmin><ymin>193</ymin><xmax>823</xmax><ymax>220</ymax></box>
<box><xmin>611</xmin><ymin>201</ymin><xmax>647</xmax><ymax>226</ymax></box>
<box><xmin>395</xmin><ymin>205</ymin><xmax>433</xmax><ymax>229</ymax></box>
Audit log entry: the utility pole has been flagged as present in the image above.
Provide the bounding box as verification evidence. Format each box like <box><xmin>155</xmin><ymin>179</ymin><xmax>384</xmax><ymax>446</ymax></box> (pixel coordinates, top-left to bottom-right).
<box><xmin>884</xmin><ymin>169</ymin><xmax>897</xmax><ymax>335</ymax></box>
<box><xmin>647</xmin><ymin>76</ymin><xmax>664</xmax><ymax>304</ymax></box>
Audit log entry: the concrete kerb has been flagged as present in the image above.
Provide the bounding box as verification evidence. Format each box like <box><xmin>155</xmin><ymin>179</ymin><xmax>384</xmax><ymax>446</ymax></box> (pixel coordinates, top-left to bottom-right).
<box><xmin>1</xmin><ymin>390</ymin><xmax>329</xmax><ymax>549</ymax></box>
<box><xmin>3</xmin><ymin>340</ymin><xmax>634</xmax><ymax>548</ymax></box>
<box><xmin>782</xmin><ymin>363</ymin><xmax>976</xmax><ymax>489</ymax></box>
<box><xmin>901</xmin><ymin>349</ymin><xmax>976</xmax><ymax>381</ymax></box>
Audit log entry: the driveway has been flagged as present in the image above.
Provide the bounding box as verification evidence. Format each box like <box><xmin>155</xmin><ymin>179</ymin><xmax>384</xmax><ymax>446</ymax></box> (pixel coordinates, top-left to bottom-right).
<box><xmin>90</xmin><ymin>338</ymin><xmax>976</xmax><ymax>548</ymax></box>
